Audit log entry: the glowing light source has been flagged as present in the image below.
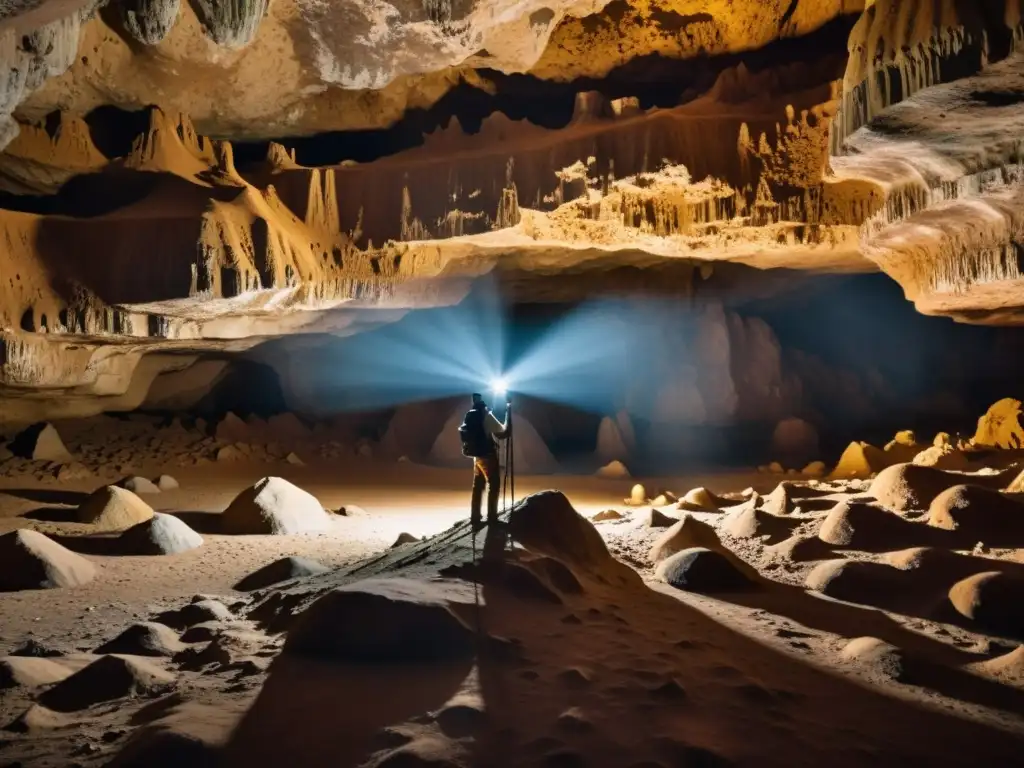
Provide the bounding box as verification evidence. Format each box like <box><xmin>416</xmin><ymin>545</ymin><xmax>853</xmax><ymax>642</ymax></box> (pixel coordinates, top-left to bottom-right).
<box><xmin>490</xmin><ymin>377</ymin><xmax>509</xmax><ymax>399</ymax></box>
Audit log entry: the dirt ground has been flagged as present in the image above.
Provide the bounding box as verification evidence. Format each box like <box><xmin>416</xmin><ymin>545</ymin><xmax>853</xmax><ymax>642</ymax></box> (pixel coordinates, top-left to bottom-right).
<box><xmin>3</xmin><ymin>441</ymin><xmax>1024</xmax><ymax>767</ymax></box>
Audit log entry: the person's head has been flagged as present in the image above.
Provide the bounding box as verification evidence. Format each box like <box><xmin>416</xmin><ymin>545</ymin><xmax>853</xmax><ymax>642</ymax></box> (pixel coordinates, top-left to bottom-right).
<box><xmin>471</xmin><ymin>392</ymin><xmax>486</xmax><ymax>409</ymax></box>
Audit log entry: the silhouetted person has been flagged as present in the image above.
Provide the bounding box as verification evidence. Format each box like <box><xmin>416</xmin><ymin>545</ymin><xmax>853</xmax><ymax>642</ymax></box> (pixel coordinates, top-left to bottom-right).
<box><xmin>459</xmin><ymin>393</ymin><xmax>510</xmax><ymax>530</ymax></box>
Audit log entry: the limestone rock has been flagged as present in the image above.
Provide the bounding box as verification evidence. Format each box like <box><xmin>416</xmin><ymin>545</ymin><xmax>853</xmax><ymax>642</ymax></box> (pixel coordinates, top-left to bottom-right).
<box><xmin>10</xmin><ymin>422</ymin><xmax>72</xmax><ymax>463</ymax></box>
<box><xmin>96</xmin><ymin>622</ymin><xmax>185</xmax><ymax>657</ymax></box>
<box><xmin>235</xmin><ymin>556</ymin><xmax>330</xmax><ymax>590</ymax></box>
<box><xmin>119</xmin><ymin>513</ymin><xmax>203</xmax><ymax>555</ymax></box>
<box><xmin>191</xmin><ymin>0</ymin><xmax>271</xmax><ymax>48</ymax></box>
<box><xmin>655</xmin><ymin>547</ymin><xmax>752</xmax><ymax>593</ymax></box>
<box><xmin>40</xmin><ymin>654</ymin><xmax>175</xmax><ymax>712</ymax></box>
<box><xmin>121</xmin><ymin>0</ymin><xmax>181</xmax><ymax>45</ymax></box>
<box><xmin>0</xmin><ymin>530</ymin><xmax>96</xmax><ymax>591</ymax></box>
<box><xmin>285</xmin><ymin>578</ymin><xmax>477</xmax><ymax>662</ymax></box>
<box><xmin>221</xmin><ymin>477</ymin><xmax>331</xmax><ymax>535</ymax></box>
<box><xmin>77</xmin><ymin>486</ymin><xmax>155</xmax><ymax>531</ymax></box>
<box><xmin>973</xmin><ymin>398</ymin><xmax>1024</xmax><ymax>449</ymax></box>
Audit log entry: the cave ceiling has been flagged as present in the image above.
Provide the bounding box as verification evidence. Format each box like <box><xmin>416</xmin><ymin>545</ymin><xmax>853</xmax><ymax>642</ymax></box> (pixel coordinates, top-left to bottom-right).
<box><xmin>1</xmin><ymin>0</ymin><xmax>1024</xmax><ymax>409</ymax></box>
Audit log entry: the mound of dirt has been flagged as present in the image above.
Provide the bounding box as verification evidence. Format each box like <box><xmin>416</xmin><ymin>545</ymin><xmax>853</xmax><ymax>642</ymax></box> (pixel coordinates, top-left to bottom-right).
<box><xmin>119</xmin><ymin>513</ymin><xmax>203</xmax><ymax>555</ymax></box>
<box><xmin>818</xmin><ymin>501</ymin><xmax>924</xmax><ymax>549</ymax></box>
<box><xmin>284</xmin><ymin>577</ymin><xmax>477</xmax><ymax>662</ymax></box>
<box><xmin>655</xmin><ymin>547</ymin><xmax>753</xmax><ymax>593</ymax></box>
<box><xmin>119</xmin><ymin>476</ymin><xmax>161</xmax><ymax>494</ymax></box>
<box><xmin>805</xmin><ymin>559</ymin><xmax>903</xmax><ymax>603</ymax></box>
<box><xmin>948</xmin><ymin>571</ymin><xmax>1024</xmax><ymax>636</ymax></box>
<box><xmin>508</xmin><ymin>491</ymin><xmax>631</xmax><ymax>583</ymax></box>
<box><xmin>5</xmin><ymin>704</ymin><xmax>74</xmax><ymax>734</ymax></box>
<box><xmin>677</xmin><ymin>487</ymin><xmax>724</xmax><ymax>511</ymax></box>
<box><xmin>595</xmin><ymin>460</ymin><xmax>630</xmax><ymax>479</ymax></box>
<box><xmin>869</xmin><ymin>463</ymin><xmax>972</xmax><ymax>512</ymax></box>
<box><xmin>77</xmin><ymin>486</ymin><xmax>156</xmax><ymax>532</ymax></box>
<box><xmin>973</xmin><ymin>398</ymin><xmax>1024</xmax><ymax>449</ymax></box>
<box><xmin>96</xmin><ymin>623</ymin><xmax>185</xmax><ymax>657</ymax></box>
<box><xmin>761</xmin><ymin>481</ymin><xmax>832</xmax><ymax>516</ymax></box>
<box><xmin>0</xmin><ymin>656</ymin><xmax>74</xmax><ymax>690</ymax></box>
<box><xmin>0</xmin><ymin>530</ymin><xmax>96</xmax><ymax>591</ymax></box>
<box><xmin>9</xmin><ymin>422</ymin><xmax>73</xmax><ymax>462</ymax></box>
<box><xmin>927</xmin><ymin>484</ymin><xmax>1024</xmax><ymax>542</ymax></box>
<box><xmin>40</xmin><ymin>655</ymin><xmax>175</xmax><ymax>712</ymax></box>
<box><xmin>971</xmin><ymin>646</ymin><xmax>1024</xmax><ymax>681</ymax></box>
<box><xmin>764</xmin><ymin>534</ymin><xmax>836</xmax><ymax>563</ymax></box>
<box><xmin>391</xmin><ymin>532</ymin><xmax>420</xmax><ymax>548</ymax></box>
<box><xmin>215</xmin><ymin>412</ymin><xmax>250</xmax><ymax>442</ymax></box>
<box><xmin>829</xmin><ymin>441</ymin><xmax>889</xmax><ymax>480</ymax></box>
<box><xmin>221</xmin><ymin>477</ymin><xmax>331</xmax><ymax>535</ymax></box>
<box><xmin>913</xmin><ymin>445</ymin><xmax>972</xmax><ymax>471</ymax></box>
<box><xmin>106</xmin><ymin>700</ymin><xmax>234</xmax><ymax>768</ymax></box>
<box><xmin>591</xmin><ymin>509</ymin><xmax>623</xmax><ymax>522</ymax></box>
<box><xmin>645</xmin><ymin>508</ymin><xmax>677</xmax><ymax>528</ymax></box>
<box><xmin>235</xmin><ymin>557</ymin><xmax>330</xmax><ymax>591</ymax></box>
<box><xmin>721</xmin><ymin>504</ymin><xmax>794</xmax><ymax>540</ymax></box>
<box><xmin>155</xmin><ymin>598</ymin><xmax>234</xmax><ymax>630</ymax></box>
<box><xmin>840</xmin><ymin>637</ymin><xmax>906</xmax><ymax>681</ymax></box>
<box><xmin>649</xmin><ymin>515</ymin><xmax>724</xmax><ymax>563</ymax></box>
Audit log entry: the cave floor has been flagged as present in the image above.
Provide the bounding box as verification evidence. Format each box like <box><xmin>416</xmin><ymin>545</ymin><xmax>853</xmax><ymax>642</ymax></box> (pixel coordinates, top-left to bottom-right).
<box><xmin>2</xmin><ymin>458</ymin><xmax>1024</xmax><ymax>766</ymax></box>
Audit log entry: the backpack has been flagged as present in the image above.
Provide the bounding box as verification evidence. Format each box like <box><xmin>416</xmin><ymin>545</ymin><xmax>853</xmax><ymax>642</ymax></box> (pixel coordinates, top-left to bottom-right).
<box><xmin>459</xmin><ymin>408</ymin><xmax>493</xmax><ymax>458</ymax></box>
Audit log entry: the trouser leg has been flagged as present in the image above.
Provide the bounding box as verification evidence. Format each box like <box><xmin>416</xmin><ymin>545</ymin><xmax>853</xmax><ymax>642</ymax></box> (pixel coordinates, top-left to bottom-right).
<box><xmin>471</xmin><ymin>460</ymin><xmax>486</xmax><ymax>525</ymax></box>
<box><xmin>485</xmin><ymin>456</ymin><xmax>500</xmax><ymax>523</ymax></box>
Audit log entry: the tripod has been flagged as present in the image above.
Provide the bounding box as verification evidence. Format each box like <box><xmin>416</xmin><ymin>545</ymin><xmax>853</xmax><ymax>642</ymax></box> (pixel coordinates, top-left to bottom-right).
<box><xmin>500</xmin><ymin>400</ymin><xmax>515</xmax><ymax>518</ymax></box>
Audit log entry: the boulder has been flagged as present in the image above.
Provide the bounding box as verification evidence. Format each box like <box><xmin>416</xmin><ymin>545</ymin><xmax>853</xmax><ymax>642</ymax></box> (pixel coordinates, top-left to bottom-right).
<box><xmin>284</xmin><ymin>578</ymin><xmax>477</xmax><ymax>662</ymax></box>
<box><xmin>119</xmin><ymin>514</ymin><xmax>203</xmax><ymax>555</ymax></box>
<box><xmin>0</xmin><ymin>530</ymin><xmax>96</xmax><ymax>591</ymax></box>
<box><xmin>626</xmin><ymin>483</ymin><xmax>647</xmax><ymax>505</ymax></box>
<box><xmin>40</xmin><ymin>655</ymin><xmax>175</xmax><ymax>712</ymax></box>
<box><xmin>221</xmin><ymin>477</ymin><xmax>331</xmax><ymax>535</ymax></box>
<box><xmin>119</xmin><ymin>476</ymin><xmax>161</xmax><ymax>495</ymax></box>
<box><xmin>235</xmin><ymin>556</ymin><xmax>330</xmax><ymax>591</ymax></box>
<box><xmin>770</xmin><ymin>417</ymin><xmax>819</xmax><ymax>467</ymax></box>
<box><xmin>595</xmin><ymin>415</ymin><xmax>630</xmax><ymax>464</ymax></box>
<box><xmin>9</xmin><ymin>422</ymin><xmax>73</xmax><ymax>463</ymax></box>
<box><xmin>508</xmin><ymin>491</ymin><xmax>632</xmax><ymax>583</ymax></box>
<box><xmin>595</xmin><ymin>460</ymin><xmax>630</xmax><ymax>479</ymax></box>
<box><xmin>655</xmin><ymin>548</ymin><xmax>753</xmax><ymax>593</ymax></box>
<box><xmin>96</xmin><ymin>623</ymin><xmax>185</xmax><ymax>657</ymax></box>
<box><xmin>156</xmin><ymin>475</ymin><xmax>180</xmax><ymax>491</ymax></box>
<box><xmin>77</xmin><ymin>486</ymin><xmax>155</xmax><ymax>531</ymax></box>
<box><xmin>649</xmin><ymin>514</ymin><xmax>724</xmax><ymax>563</ymax></box>
<box><xmin>973</xmin><ymin>398</ymin><xmax>1024</xmax><ymax>449</ymax></box>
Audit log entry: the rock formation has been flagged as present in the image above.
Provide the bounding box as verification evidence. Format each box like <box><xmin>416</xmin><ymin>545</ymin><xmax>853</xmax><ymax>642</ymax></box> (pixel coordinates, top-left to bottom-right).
<box><xmin>0</xmin><ymin>1</ymin><xmax>1020</xmax><ymax>424</ymax></box>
